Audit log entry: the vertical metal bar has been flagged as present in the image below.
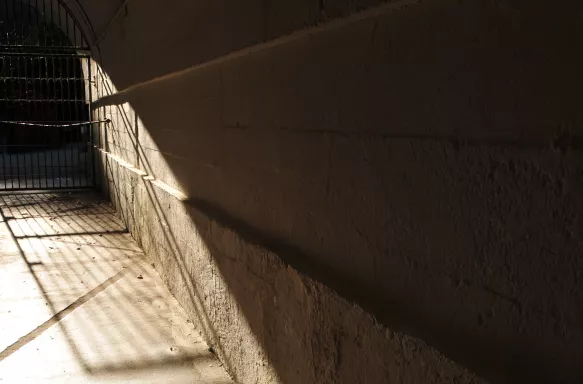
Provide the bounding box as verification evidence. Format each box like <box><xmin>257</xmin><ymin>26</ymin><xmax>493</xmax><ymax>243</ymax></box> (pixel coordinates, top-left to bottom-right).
<box><xmin>23</xmin><ymin>55</ymin><xmax>29</xmax><ymax>188</ymax></box>
<box><xmin>1</xmin><ymin>134</ymin><xmax>4</xmax><ymax>191</ymax></box>
<box><xmin>34</xmin><ymin>56</ymin><xmax>42</xmax><ymax>188</ymax></box>
<box><xmin>57</xmin><ymin>1</ymin><xmax>62</xmax><ymax>48</ymax></box>
<box><xmin>9</xmin><ymin>0</ymin><xmax>13</xmax><ymax>46</ymax></box>
<box><xmin>85</xmin><ymin>60</ymin><xmax>90</xmax><ymax>187</ymax></box>
<box><xmin>65</xmin><ymin>12</ymin><xmax>71</xmax><ymax>49</ymax></box>
<box><xmin>23</xmin><ymin>56</ymin><xmax>27</xmax><ymax>189</ymax></box>
<box><xmin>28</xmin><ymin>57</ymin><xmax>33</xmax><ymax>189</ymax></box>
<box><xmin>30</xmin><ymin>55</ymin><xmax>36</xmax><ymax>189</ymax></box>
<box><xmin>73</xmin><ymin>16</ymin><xmax>78</xmax><ymax>48</ymax></box>
<box><xmin>8</xmin><ymin>124</ymin><xmax>13</xmax><ymax>189</ymax></box>
<box><xmin>60</xmin><ymin>55</ymin><xmax>67</xmax><ymax>188</ymax></box>
<box><xmin>66</xmin><ymin>55</ymin><xmax>72</xmax><ymax>187</ymax></box>
<box><xmin>89</xmin><ymin>58</ymin><xmax>96</xmax><ymax>188</ymax></box>
<box><xmin>0</xmin><ymin>56</ymin><xmax>4</xmax><ymax>187</ymax></box>
<box><xmin>1</xmin><ymin>56</ymin><xmax>5</xmax><ymax>190</ymax></box>
<box><xmin>95</xmin><ymin>66</ymin><xmax>100</xmax><ymax>150</ymax></box>
<box><xmin>52</xmin><ymin>55</ymin><xmax>61</xmax><ymax>188</ymax></box>
<box><xmin>14</xmin><ymin>0</ymin><xmax>19</xmax><ymax>46</ymax></box>
<box><xmin>41</xmin><ymin>0</ymin><xmax>47</xmax><ymax>47</ymax></box>
<box><xmin>9</xmin><ymin>1</ymin><xmax>14</xmax><ymax>42</ymax></box>
<box><xmin>0</xmin><ymin>56</ymin><xmax>5</xmax><ymax>187</ymax></box>
<box><xmin>28</xmin><ymin>56</ymin><xmax>33</xmax><ymax>189</ymax></box>
<box><xmin>8</xmin><ymin>56</ymin><xmax>14</xmax><ymax>189</ymax></box>
<box><xmin>19</xmin><ymin>0</ymin><xmax>24</xmax><ymax>46</ymax></box>
<box><xmin>1</xmin><ymin>145</ymin><xmax>4</xmax><ymax>191</ymax></box>
<box><xmin>0</xmin><ymin>2</ymin><xmax>5</xmax><ymax>47</ymax></box>
<box><xmin>86</xmin><ymin>59</ymin><xmax>92</xmax><ymax>187</ymax></box>
<box><xmin>30</xmin><ymin>57</ymin><xmax>35</xmax><ymax>189</ymax></box>
<box><xmin>27</xmin><ymin>0</ymin><xmax>32</xmax><ymax>46</ymax></box>
<box><xmin>14</xmin><ymin>55</ymin><xmax>21</xmax><ymax>189</ymax></box>
<box><xmin>45</xmin><ymin>56</ymin><xmax>53</xmax><ymax>188</ymax></box>
<box><xmin>4</xmin><ymin>1</ymin><xmax>9</xmax><ymax>46</ymax></box>
<box><xmin>64</xmin><ymin>55</ymin><xmax>70</xmax><ymax>188</ymax></box>
<box><xmin>73</xmin><ymin>56</ymin><xmax>81</xmax><ymax>187</ymax></box>
<box><xmin>36</xmin><ymin>57</ymin><xmax>40</xmax><ymax>188</ymax></box>
<box><xmin>35</xmin><ymin>0</ymin><xmax>40</xmax><ymax>47</ymax></box>
<box><xmin>49</xmin><ymin>0</ymin><xmax>55</xmax><ymax>47</ymax></box>
<box><xmin>73</xmin><ymin>58</ymin><xmax>83</xmax><ymax>186</ymax></box>
<box><xmin>66</xmin><ymin>62</ymin><xmax>70</xmax><ymax>189</ymax></box>
<box><xmin>6</xmin><ymin>56</ymin><xmax>10</xmax><ymax>189</ymax></box>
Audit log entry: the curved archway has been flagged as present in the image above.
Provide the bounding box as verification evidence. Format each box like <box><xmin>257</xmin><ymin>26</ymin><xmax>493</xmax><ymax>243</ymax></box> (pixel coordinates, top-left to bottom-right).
<box><xmin>0</xmin><ymin>0</ymin><xmax>96</xmax><ymax>190</ymax></box>
<box><xmin>0</xmin><ymin>0</ymin><xmax>91</xmax><ymax>50</ymax></box>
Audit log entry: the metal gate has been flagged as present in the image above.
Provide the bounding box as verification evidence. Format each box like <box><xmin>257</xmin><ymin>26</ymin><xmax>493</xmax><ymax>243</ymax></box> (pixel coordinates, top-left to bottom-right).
<box><xmin>0</xmin><ymin>0</ymin><xmax>94</xmax><ymax>190</ymax></box>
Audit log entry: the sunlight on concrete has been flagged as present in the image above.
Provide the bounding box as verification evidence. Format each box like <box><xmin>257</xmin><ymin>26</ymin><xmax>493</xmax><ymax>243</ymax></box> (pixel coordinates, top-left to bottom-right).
<box><xmin>0</xmin><ymin>192</ymin><xmax>232</xmax><ymax>383</ymax></box>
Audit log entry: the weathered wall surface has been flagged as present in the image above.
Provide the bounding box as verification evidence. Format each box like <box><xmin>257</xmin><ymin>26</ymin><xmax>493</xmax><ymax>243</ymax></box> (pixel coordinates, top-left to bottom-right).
<box><xmin>81</xmin><ymin>0</ymin><xmax>583</xmax><ymax>383</ymax></box>
<box><xmin>100</xmin><ymin>150</ymin><xmax>486</xmax><ymax>383</ymax></box>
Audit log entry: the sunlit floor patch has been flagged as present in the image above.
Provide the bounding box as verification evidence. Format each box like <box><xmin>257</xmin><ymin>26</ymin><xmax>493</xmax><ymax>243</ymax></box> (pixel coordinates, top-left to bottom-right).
<box><xmin>0</xmin><ymin>192</ymin><xmax>232</xmax><ymax>383</ymax></box>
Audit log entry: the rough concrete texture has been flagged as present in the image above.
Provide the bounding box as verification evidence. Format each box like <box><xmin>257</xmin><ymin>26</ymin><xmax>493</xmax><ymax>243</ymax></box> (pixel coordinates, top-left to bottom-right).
<box><xmin>73</xmin><ymin>0</ymin><xmax>403</xmax><ymax>88</ymax></box>
<box><xmin>100</xmin><ymin>152</ymin><xmax>486</xmax><ymax>384</ymax></box>
<box><xmin>71</xmin><ymin>0</ymin><xmax>583</xmax><ymax>382</ymax></box>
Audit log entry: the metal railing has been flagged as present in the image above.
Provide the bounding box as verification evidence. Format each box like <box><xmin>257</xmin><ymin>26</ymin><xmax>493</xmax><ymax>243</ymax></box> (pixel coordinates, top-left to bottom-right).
<box><xmin>0</xmin><ymin>0</ymin><xmax>96</xmax><ymax>191</ymax></box>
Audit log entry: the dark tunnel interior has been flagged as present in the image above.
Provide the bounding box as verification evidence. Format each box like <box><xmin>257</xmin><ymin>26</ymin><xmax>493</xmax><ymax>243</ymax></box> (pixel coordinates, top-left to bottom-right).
<box><xmin>0</xmin><ymin>1</ymin><xmax>582</xmax><ymax>383</ymax></box>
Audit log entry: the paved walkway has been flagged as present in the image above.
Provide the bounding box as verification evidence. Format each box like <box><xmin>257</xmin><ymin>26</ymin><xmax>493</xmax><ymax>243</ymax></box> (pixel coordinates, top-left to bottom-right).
<box><xmin>0</xmin><ymin>191</ymin><xmax>232</xmax><ymax>383</ymax></box>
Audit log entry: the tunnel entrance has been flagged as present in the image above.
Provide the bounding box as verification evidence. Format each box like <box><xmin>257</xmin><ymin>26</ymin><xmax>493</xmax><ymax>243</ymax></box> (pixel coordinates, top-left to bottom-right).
<box><xmin>0</xmin><ymin>0</ymin><xmax>94</xmax><ymax>190</ymax></box>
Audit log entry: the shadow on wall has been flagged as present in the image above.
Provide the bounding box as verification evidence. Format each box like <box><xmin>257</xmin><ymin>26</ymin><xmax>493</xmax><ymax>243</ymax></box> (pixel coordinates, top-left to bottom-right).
<box><xmin>93</xmin><ymin>71</ymin><xmax>268</xmax><ymax>383</ymax></box>
<box><xmin>89</xmin><ymin>1</ymin><xmax>583</xmax><ymax>383</ymax></box>
<box><xmin>92</xmin><ymin>70</ymin><xmax>583</xmax><ymax>383</ymax></box>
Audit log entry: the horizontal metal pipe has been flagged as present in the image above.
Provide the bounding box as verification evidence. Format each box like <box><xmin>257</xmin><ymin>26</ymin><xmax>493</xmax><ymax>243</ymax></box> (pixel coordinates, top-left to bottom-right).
<box><xmin>0</xmin><ymin>120</ymin><xmax>109</xmax><ymax>127</ymax></box>
<box><xmin>0</xmin><ymin>50</ymin><xmax>90</xmax><ymax>57</ymax></box>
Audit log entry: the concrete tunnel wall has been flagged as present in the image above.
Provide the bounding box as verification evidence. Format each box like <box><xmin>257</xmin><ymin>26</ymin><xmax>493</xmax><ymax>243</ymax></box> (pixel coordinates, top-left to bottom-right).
<box><xmin>70</xmin><ymin>0</ymin><xmax>583</xmax><ymax>382</ymax></box>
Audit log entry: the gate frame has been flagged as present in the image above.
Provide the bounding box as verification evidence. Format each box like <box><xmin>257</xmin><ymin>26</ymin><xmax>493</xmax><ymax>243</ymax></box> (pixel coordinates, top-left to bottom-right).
<box><xmin>0</xmin><ymin>0</ymin><xmax>98</xmax><ymax>191</ymax></box>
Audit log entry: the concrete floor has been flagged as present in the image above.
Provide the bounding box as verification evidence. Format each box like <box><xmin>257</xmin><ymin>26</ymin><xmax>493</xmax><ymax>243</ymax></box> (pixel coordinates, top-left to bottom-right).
<box><xmin>0</xmin><ymin>191</ymin><xmax>232</xmax><ymax>383</ymax></box>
